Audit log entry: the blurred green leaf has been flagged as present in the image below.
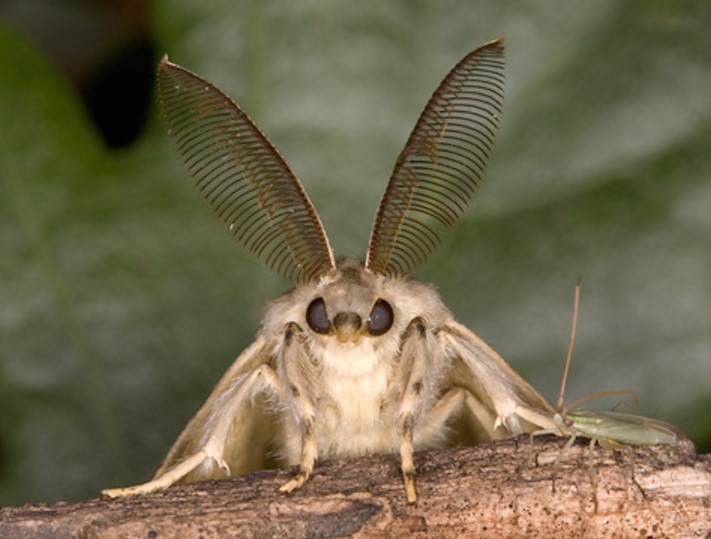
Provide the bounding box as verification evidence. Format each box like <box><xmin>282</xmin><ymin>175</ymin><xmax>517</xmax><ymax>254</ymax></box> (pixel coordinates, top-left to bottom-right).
<box><xmin>1</xmin><ymin>1</ymin><xmax>709</xmax><ymax>504</ymax></box>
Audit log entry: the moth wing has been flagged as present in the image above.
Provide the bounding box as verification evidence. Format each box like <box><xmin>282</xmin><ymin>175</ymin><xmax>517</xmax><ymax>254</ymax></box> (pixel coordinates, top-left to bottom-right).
<box><xmin>441</xmin><ymin>319</ymin><xmax>554</xmax><ymax>442</ymax></box>
<box><xmin>154</xmin><ymin>335</ymin><xmax>281</xmax><ymax>482</ymax></box>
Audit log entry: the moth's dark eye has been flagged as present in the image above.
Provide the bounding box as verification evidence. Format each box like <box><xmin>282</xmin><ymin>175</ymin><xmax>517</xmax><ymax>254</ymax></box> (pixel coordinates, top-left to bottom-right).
<box><xmin>367</xmin><ymin>299</ymin><xmax>394</xmax><ymax>336</ymax></box>
<box><xmin>306</xmin><ymin>297</ymin><xmax>330</xmax><ymax>334</ymax></box>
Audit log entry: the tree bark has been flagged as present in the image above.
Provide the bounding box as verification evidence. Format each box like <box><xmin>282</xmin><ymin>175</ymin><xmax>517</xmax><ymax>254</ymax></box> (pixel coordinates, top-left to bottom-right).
<box><xmin>1</xmin><ymin>436</ymin><xmax>710</xmax><ymax>539</ymax></box>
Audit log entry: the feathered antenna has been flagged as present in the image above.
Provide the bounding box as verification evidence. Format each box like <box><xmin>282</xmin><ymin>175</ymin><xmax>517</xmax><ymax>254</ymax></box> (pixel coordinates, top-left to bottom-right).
<box><xmin>156</xmin><ymin>57</ymin><xmax>335</xmax><ymax>282</ymax></box>
<box><xmin>365</xmin><ymin>38</ymin><xmax>505</xmax><ymax>276</ymax></box>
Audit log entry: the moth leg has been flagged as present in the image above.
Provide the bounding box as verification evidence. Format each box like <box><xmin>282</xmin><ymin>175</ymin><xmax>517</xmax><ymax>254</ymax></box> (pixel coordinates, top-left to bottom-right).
<box><xmin>277</xmin><ymin>323</ymin><xmax>319</xmax><ymax>495</ymax></box>
<box><xmin>102</xmin><ymin>365</ymin><xmax>280</xmax><ymax>499</ymax></box>
<box><xmin>399</xmin><ymin>414</ymin><xmax>417</xmax><ymax>504</ymax></box>
<box><xmin>396</xmin><ymin>317</ymin><xmax>435</xmax><ymax>504</ymax></box>
<box><xmin>441</xmin><ymin>321</ymin><xmax>555</xmax><ymax>437</ymax></box>
<box><xmin>492</xmin><ymin>403</ymin><xmax>550</xmax><ymax>434</ymax></box>
<box><xmin>510</xmin><ymin>403</ymin><xmax>556</xmax><ymax>431</ymax></box>
<box><xmin>102</xmin><ymin>451</ymin><xmax>214</xmax><ymax>498</ymax></box>
<box><xmin>462</xmin><ymin>393</ymin><xmax>499</xmax><ymax>438</ymax></box>
<box><xmin>459</xmin><ymin>391</ymin><xmax>546</xmax><ymax>440</ymax></box>
<box><xmin>417</xmin><ymin>387</ymin><xmax>466</xmax><ymax>437</ymax></box>
<box><xmin>278</xmin><ymin>415</ymin><xmax>317</xmax><ymax>494</ymax></box>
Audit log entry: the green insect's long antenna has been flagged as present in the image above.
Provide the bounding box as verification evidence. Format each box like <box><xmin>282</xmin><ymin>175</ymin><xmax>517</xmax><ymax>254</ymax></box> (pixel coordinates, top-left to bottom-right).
<box><xmin>557</xmin><ymin>277</ymin><xmax>582</xmax><ymax>411</ymax></box>
<box><xmin>564</xmin><ymin>388</ymin><xmax>639</xmax><ymax>412</ymax></box>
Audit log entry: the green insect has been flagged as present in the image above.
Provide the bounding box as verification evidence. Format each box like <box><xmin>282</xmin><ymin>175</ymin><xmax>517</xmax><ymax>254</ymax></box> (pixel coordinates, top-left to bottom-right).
<box><xmin>532</xmin><ymin>279</ymin><xmax>683</xmax><ymax>455</ymax></box>
<box><xmin>552</xmin><ymin>408</ymin><xmax>680</xmax><ymax>451</ymax></box>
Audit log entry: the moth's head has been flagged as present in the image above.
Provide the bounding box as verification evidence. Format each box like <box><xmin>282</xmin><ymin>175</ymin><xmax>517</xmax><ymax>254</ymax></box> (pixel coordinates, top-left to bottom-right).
<box><xmin>264</xmin><ymin>259</ymin><xmax>449</xmax><ymax>349</ymax></box>
<box><xmin>304</xmin><ymin>259</ymin><xmax>393</xmax><ymax>345</ymax></box>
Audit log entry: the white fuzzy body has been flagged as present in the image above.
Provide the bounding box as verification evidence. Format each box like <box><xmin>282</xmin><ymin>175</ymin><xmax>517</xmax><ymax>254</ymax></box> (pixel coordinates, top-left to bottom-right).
<box><xmin>316</xmin><ymin>341</ymin><xmax>394</xmax><ymax>457</ymax></box>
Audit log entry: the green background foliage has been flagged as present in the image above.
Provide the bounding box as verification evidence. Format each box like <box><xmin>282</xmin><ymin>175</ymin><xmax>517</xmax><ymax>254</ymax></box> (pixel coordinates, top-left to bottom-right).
<box><xmin>1</xmin><ymin>1</ymin><xmax>709</xmax><ymax>504</ymax></box>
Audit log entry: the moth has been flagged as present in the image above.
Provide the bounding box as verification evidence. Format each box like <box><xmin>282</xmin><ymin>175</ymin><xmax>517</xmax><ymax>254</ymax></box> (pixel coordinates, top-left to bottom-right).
<box><xmin>530</xmin><ymin>280</ymin><xmax>683</xmax><ymax>459</ymax></box>
<box><xmin>103</xmin><ymin>38</ymin><xmax>556</xmax><ymax>504</ymax></box>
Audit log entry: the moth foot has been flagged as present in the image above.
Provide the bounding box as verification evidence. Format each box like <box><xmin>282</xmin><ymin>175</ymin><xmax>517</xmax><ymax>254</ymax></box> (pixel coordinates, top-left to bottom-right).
<box><xmin>493</xmin><ymin>412</ymin><xmax>520</xmax><ymax>434</ymax></box>
<box><xmin>102</xmin><ymin>450</ymin><xmax>215</xmax><ymax>500</ymax></box>
<box><xmin>279</xmin><ymin>471</ymin><xmax>310</xmax><ymax>495</ymax></box>
<box><xmin>212</xmin><ymin>456</ymin><xmax>231</xmax><ymax>476</ymax></box>
<box><xmin>403</xmin><ymin>471</ymin><xmax>417</xmax><ymax>504</ymax></box>
<box><xmin>101</xmin><ymin>485</ymin><xmax>144</xmax><ymax>499</ymax></box>
<box><xmin>509</xmin><ymin>404</ymin><xmax>557</xmax><ymax>432</ymax></box>
<box><xmin>101</xmin><ymin>479</ymin><xmax>168</xmax><ymax>499</ymax></box>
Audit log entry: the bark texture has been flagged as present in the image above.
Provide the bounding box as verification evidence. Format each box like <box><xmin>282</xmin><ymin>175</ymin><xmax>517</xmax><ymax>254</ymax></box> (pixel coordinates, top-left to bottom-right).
<box><xmin>1</xmin><ymin>436</ymin><xmax>710</xmax><ymax>539</ymax></box>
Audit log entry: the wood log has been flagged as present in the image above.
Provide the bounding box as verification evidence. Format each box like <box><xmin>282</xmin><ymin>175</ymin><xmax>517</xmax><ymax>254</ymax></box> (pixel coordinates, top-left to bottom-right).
<box><xmin>1</xmin><ymin>436</ymin><xmax>709</xmax><ymax>538</ymax></box>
